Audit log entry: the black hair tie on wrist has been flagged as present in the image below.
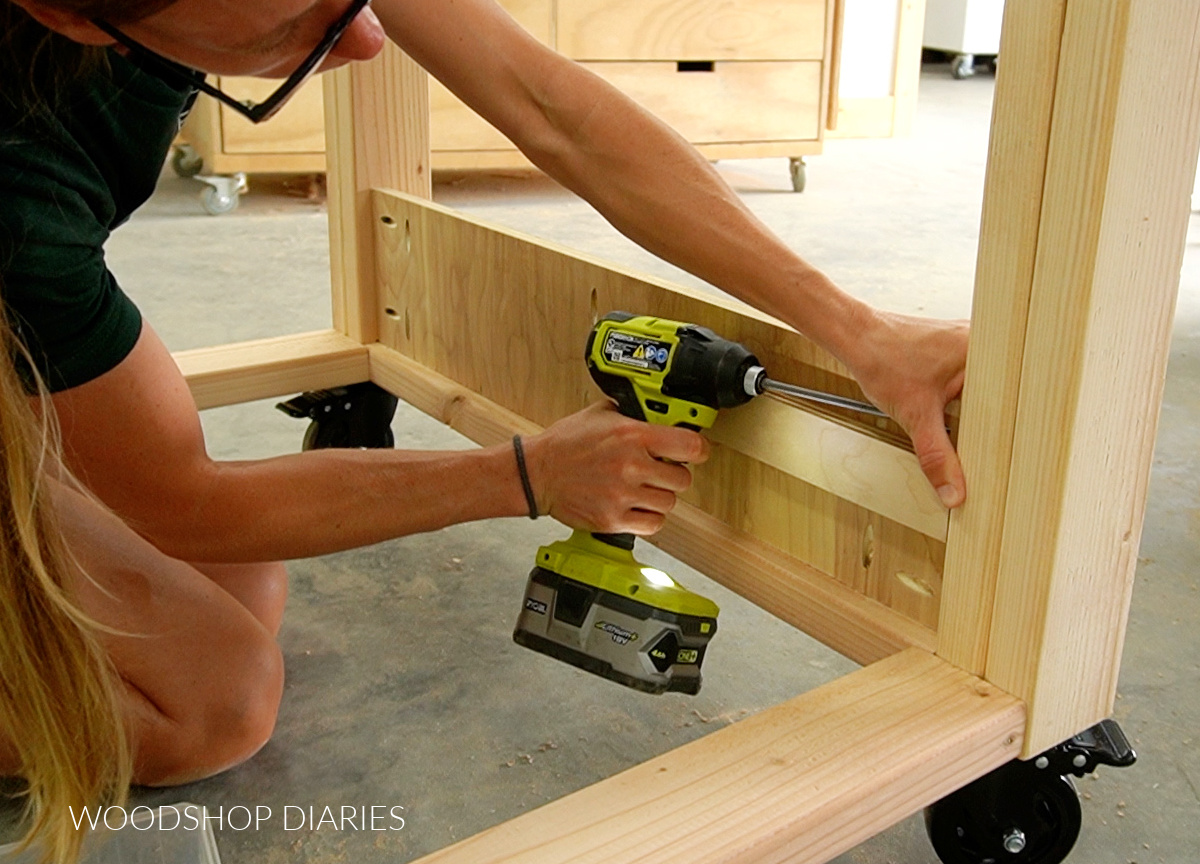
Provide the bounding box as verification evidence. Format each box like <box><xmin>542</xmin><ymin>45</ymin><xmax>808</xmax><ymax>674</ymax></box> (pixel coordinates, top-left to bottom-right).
<box><xmin>512</xmin><ymin>435</ymin><xmax>539</xmax><ymax>520</ymax></box>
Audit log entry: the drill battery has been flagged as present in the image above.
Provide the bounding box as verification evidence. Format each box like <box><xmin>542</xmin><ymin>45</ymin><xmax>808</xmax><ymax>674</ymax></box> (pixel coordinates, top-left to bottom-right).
<box><xmin>513</xmin><ymin>531</ymin><xmax>718</xmax><ymax>694</ymax></box>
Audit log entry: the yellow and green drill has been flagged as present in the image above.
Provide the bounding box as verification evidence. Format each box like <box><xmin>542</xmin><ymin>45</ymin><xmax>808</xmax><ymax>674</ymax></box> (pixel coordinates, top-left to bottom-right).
<box><xmin>513</xmin><ymin>312</ymin><xmax>886</xmax><ymax>694</ymax></box>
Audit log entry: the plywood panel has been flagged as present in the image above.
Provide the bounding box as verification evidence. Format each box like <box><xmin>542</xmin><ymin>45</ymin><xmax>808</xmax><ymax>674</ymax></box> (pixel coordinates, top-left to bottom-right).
<box><xmin>371</xmin><ymin>190</ymin><xmax>943</xmax><ymax>634</ymax></box>
<box><xmin>557</xmin><ymin>0</ymin><xmax>827</xmax><ymax>61</ymax></box>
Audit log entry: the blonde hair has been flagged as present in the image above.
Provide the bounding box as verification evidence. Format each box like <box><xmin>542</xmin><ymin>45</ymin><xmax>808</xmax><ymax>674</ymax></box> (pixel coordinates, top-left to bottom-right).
<box><xmin>0</xmin><ymin>312</ymin><xmax>132</xmax><ymax>864</ymax></box>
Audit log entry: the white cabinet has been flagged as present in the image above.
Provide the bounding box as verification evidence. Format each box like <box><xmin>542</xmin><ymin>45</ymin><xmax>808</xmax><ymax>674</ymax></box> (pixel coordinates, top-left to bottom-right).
<box><xmin>923</xmin><ymin>0</ymin><xmax>1005</xmax><ymax>78</ymax></box>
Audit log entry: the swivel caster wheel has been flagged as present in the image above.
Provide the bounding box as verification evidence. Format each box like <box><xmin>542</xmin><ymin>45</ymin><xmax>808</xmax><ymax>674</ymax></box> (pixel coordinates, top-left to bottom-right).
<box><xmin>952</xmin><ymin>53</ymin><xmax>977</xmax><ymax>80</ymax></box>
<box><xmin>924</xmin><ymin>718</ymin><xmax>1136</xmax><ymax>864</ymax></box>
<box><xmin>789</xmin><ymin>157</ymin><xmax>807</xmax><ymax>193</ymax></box>
<box><xmin>196</xmin><ymin>172</ymin><xmax>248</xmax><ymax>216</ymax></box>
<box><xmin>171</xmin><ymin>143</ymin><xmax>204</xmax><ymax>178</ymax></box>
<box><xmin>276</xmin><ymin>382</ymin><xmax>399</xmax><ymax>450</ymax></box>
<box><xmin>925</xmin><ymin>762</ymin><xmax>1081</xmax><ymax>863</ymax></box>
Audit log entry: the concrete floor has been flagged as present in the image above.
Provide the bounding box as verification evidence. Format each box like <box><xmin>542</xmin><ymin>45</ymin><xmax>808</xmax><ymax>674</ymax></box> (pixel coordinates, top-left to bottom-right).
<box><xmin>3</xmin><ymin>66</ymin><xmax>1198</xmax><ymax>863</ymax></box>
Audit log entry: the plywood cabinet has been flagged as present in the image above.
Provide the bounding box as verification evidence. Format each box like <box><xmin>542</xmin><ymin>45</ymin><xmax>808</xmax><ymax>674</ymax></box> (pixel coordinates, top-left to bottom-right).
<box><xmin>430</xmin><ymin>0</ymin><xmax>832</xmax><ymax>172</ymax></box>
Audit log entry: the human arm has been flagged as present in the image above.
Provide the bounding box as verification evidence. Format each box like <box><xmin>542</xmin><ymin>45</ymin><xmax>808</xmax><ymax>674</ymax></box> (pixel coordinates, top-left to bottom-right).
<box><xmin>374</xmin><ymin>0</ymin><xmax>967</xmax><ymax>506</ymax></box>
<box><xmin>49</xmin><ymin>325</ymin><xmax>708</xmax><ymax>563</ymax></box>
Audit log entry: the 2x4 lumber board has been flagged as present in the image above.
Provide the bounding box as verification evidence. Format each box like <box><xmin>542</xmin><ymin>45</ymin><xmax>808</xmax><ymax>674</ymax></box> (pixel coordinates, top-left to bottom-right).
<box><xmin>369</xmin><ymin>343</ymin><xmax>936</xmax><ymax>665</ymax></box>
<box><xmin>324</xmin><ymin>45</ymin><xmax>431</xmax><ymax>345</ymax></box>
<box><xmin>938</xmin><ymin>0</ymin><xmax>1070</xmax><ymax>675</ymax></box>
<box><xmin>173</xmin><ymin>330</ymin><xmax>369</xmax><ymax>411</ymax></box>
<box><xmin>410</xmin><ymin>649</ymin><xmax>1024</xmax><ymax>864</ymax></box>
<box><xmin>709</xmin><ymin>394</ymin><xmax>947</xmax><ymax>540</ymax></box>
<box><xmin>990</xmin><ymin>0</ymin><xmax>1200</xmax><ymax>755</ymax></box>
<box><xmin>965</xmin><ymin>0</ymin><xmax>1199</xmax><ymax>756</ymax></box>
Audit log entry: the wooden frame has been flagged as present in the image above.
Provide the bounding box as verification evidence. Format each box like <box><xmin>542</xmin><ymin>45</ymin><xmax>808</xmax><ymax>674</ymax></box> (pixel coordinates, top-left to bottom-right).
<box><xmin>172</xmin><ymin>0</ymin><xmax>1200</xmax><ymax>859</ymax></box>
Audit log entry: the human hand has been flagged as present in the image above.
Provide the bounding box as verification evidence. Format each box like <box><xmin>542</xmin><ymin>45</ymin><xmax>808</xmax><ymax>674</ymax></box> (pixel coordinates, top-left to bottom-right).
<box><xmin>846</xmin><ymin>309</ymin><xmax>970</xmax><ymax>508</ymax></box>
<box><xmin>521</xmin><ymin>401</ymin><xmax>711</xmax><ymax>534</ymax></box>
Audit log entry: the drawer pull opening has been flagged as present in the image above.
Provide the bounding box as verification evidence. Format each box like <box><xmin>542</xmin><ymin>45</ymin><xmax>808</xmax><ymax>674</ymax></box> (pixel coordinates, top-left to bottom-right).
<box><xmin>676</xmin><ymin>61</ymin><xmax>715</xmax><ymax>73</ymax></box>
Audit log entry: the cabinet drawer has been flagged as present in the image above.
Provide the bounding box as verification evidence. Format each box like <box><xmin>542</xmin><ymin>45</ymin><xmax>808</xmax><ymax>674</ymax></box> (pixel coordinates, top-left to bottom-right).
<box><xmin>584</xmin><ymin>61</ymin><xmax>822</xmax><ymax>144</ymax></box>
<box><xmin>558</xmin><ymin>0</ymin><xmax>826</xmax><ymax>61</ymax></box>
<box><xmin>217</xmin><ymin>77</ymin><xmax>326</xmax><ymax>154</ymax></box>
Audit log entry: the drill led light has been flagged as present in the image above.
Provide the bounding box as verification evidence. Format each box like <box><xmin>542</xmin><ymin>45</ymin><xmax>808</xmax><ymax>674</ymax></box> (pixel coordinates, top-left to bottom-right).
<box><xmin>640</xmin><ymin>567</ymin><xmax>675</xmax><ymax>587</ymax></box>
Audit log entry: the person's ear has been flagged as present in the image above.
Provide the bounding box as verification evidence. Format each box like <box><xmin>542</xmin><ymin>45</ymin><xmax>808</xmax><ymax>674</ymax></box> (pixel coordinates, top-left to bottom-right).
<box><xmin>10</xmin><ymin>0</ymin><xmax>116</xmax><ymax>45</ymax></box>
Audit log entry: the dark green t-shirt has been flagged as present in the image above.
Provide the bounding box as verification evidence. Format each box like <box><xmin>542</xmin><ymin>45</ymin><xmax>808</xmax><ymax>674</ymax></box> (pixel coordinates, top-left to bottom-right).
<box><xmin>0</xmin><ymin>48</ymin><xmax>194</xmax><ymax>391</ymax></box>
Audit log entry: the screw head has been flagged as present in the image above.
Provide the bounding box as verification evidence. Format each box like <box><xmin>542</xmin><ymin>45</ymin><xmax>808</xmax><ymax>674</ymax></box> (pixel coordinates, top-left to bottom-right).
<box><xmin>1073</xmin><ymin>753</ymin><xmax>1088</xmax><ymax>768</ymax></box>
<box><xmin>1035</xmin><ymin>756</ymin><xmax>1050</xmax><ymax>769</ymax></box>
<box><xmin>1003</xmin><ymin>828</ymin><xmax>1027</xmax><ymax>854</ymax></box>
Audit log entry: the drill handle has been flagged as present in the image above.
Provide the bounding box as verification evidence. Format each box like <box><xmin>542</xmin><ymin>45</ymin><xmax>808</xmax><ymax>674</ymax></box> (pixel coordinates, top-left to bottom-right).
<box><xmin>592</xmin><ymin>532</ymin><xmax>636</xmax><ymax>551</ymax></box>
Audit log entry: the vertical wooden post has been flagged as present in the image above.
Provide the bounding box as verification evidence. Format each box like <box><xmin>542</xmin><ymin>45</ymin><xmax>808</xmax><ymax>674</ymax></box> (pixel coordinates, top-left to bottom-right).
<box><xmin>324</xmin><ymin>46</ymin><xmax>431</xmax><ymax>345</ymax></box>
<box><xmin>941</xmin><ymin>0</ymin><xmax>1200</xmax><ymax>755</ymax></box>
<box><xmin>938</xmin><ymin>0</ymin><xmax>1069</xmax><ymax>676</ymax></box>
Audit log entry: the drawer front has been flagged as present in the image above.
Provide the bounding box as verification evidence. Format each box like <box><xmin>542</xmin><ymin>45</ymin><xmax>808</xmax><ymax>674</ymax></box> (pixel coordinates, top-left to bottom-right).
<box><xmin>218</xmin><ymin>77</ymin><xmax>326</xmax><ymax>154</ymax></box>
<box><xmin>584</xmin><ymin>61</ymin><xmax>822</xmax><ymax>144</ymax></box>
<box><xmin>558</xmin><ymin>0</ymin><xmax>827</xmax><ymax>61</ymax></box>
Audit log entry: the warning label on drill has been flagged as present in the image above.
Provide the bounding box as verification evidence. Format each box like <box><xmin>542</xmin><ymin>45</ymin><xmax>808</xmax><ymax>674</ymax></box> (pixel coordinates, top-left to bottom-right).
<box><xmin>603</xmin><ymin>332</ymin><xmax>672</xmax><ymax>372</ymax></box>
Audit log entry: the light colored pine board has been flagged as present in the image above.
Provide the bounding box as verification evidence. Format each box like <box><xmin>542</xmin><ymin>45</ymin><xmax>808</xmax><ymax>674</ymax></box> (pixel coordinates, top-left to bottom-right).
<box><xmin>410</xmin><ymin>649</ymin><xmax>1022</xmax><ymax>864</ymax></box>
<box><xmin>981</xmin><ymin>0</ymin><xmax>1200</xmax><ymax>755</ymax></box>
<box><xmin>686</xmin><ymin>443</ymin><xmax>945</xmax><ymax>633</ymax></box>
<box><xmin>824</xmin><ymin>96</ymin><xmax>896</xmax><ymax>138</ymax></box>
<box><xmin>890</xmin><ymin>0</ymin><xmax>928</xmax><ymax>136</ymax></box>
<box><xmin>654</xmin><ymin>502</ymin><xmax>938</xmax><ymax>661</ymax></box>
<box><xmin>556</xmin><ymin>0</ymin><xmax>827</xmax><ymax>62</ymax></box>
<box><xmin>324</xmin><ymin>45</ymin><xmax>431</xmax><ymax>345</ymax></box>
<box><xmin>368</xmin><ymin>343</ymin><xmax>541</xmax><ymax>444</ymax></box>
<box><xmin>580</xmin><ymin>62</ymin><xmax>822</xmax><ymax>145</ymax></box>
<box><xmin>173</xmin><ymin>331</ymin><xmax>369</xmax><ymax>410</ymax></box>
<box><xmin>937</xmin><ymin>0</ymin><xmax>1070</xmax><ymax>675</ymax></box>
<box><xmin>708</xmin><ymin>394</ymin><xmax>947</xmax><ymax>540</ymax></box>
<box><xmin>369</xmin><ymin>342</ymin><xmax>938</xmax><ymax>662</ymax></box>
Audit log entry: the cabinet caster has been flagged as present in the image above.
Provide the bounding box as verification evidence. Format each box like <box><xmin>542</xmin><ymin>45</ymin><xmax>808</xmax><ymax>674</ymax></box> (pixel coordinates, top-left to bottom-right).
<box><xmin>171</xmin><ymin>143</ymin><xmax>204</xmax><ymax>178</ymax></box>
<box><xmin>924</xmin><ymin>719</ymin><xmax>1135</xmax><ymax>864</ymax></box>
<box><xmin>276</xmin><ymin>382</ymin><xmax>399</xmax><ymax>451</ymax></box>
<box><xmin>952</xmin><ymin>53</ymin><xmax>976</xmax><ymax>79</ymax></box>
<box><xmin>789</xmin><ymin>157</ymin><xmax>807</xmax><ymax>193</ymax></box>
<box><xmin>196</xmin><ymin>172</ymin><xmax>248</xmax><ymax>216</ymax></box>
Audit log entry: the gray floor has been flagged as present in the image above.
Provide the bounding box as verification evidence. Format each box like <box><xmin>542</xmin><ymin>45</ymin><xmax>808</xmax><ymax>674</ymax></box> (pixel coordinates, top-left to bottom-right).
<box><xmin>4</xmin><ymin>65</ymin><xmax>1198</xmax><ymax>863</ymax></box>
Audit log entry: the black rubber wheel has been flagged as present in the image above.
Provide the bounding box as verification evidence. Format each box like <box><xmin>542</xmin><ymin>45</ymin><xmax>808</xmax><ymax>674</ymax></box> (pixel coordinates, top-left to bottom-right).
<box><xmin>925</xmin><ymin>760</ymin><xmax>1082</xmax><ymax>864</ymax></box>
<box><xmin>300</xmin><ymin>383</ymin><xmax>398</xmax><ymax>450</ymax></box>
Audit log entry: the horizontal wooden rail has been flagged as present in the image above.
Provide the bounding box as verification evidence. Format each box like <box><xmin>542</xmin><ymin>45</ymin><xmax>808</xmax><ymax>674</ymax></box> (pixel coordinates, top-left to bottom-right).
<box><xmin>709</xmin><ymin>395</ymin><xmax>947</xmax><ymax>541</ymax></box>
<box><xmin>369</xmin><ymin>343</ymin><xmax>936</xmax><ymax>664</ymax></box>
<box><xmin>412</xmin><ymin>649</ymin><xmax>1023</xmax><ymax>864</ymax></box>
<box><xmin>174</xmin><ymin>330</ymin><xmax>370</xmax><ymax>410</ymax></box>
